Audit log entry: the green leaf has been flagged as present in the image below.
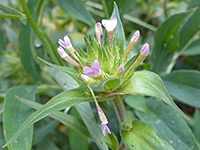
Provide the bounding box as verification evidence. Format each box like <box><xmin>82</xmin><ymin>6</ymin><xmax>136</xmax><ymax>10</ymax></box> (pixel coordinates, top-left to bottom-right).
<box><xmin>135</xmin><ymin>98</ymin><xmax>199</xmax><ymax>150</ymax></box>
<box><xmin>162</xmin><ymin>70</ymin><xmax>200</xmax><ymax>108</ymax></box>
<box><xmin>116</xmin><ymin>0</ymin><xmax>136</xmax><ymax>15</ymax></box>
<box><xmin>33</xmin><ymin>120</ymin><xmax>58</xmax><ymax>146</ymax></box>
<box><xmin>89</xmin><ymin>77</ymin><xmax>121</xmax><ymax>92</ymax></box>
<box><xmin>69</xmin><ymin>108</ymin><xmax>88</xmax><ymax>150</ymax></box>
<box><xmin>0</xmin><ymin>26</ymin><xmax>6</xmax><ymax>55</ymax></box>
<box><xmin>110</xmin><ymin>2</ymin><xmax>125</xmax><ymax>56</ymax></box>
<box><xmin>179</xmin><ymin>8</ymin><xmax>200</xmax><ymax>50</ymax></box>
<box><xmin>38</xmin><ymin>57</ymin><xmax>81</xmax><ymax>82</ymax></box>
<box><xmin>121</xmin><ymin>120</ymin><xmax>174</xmax><ymax>150</ymax></box>
<box><xmin>151</xmin><ymin>10</ymin><xmax>193</xmax><ymax>72</ymax></box>
<box><xmin>193</xmin><ymin>109</ymin><xmax>200</xmax><ymax>143</ymax></box>
<box><xmin>124</xmin><ymin>95</ymin><xmax>147</xmax><ymax>112</ymax></box>
<box><xmin>3</xmin><ymin>86</ymin><xmax>36</xmax><ymax>150</ymax></box>
<box><xmin>19</xmin><ymin>23</ymin><xmax>41</xmax><ymax>82</ymax></box>
<box><xmin>0</xmin><ymin>4</ymin><xmax>24</xmax><ymax>16</ymax></box>
<box><xmin>55</xmin><ymin>0</ymin><xmax>94</xmax><ymax>26</ymax></box>
<box><xmin>17</xmin><ymin>97</ymin><xmax>90</xmax><ymax>138</ymax></box>
<box><xmin>119</xmin><ymin>71</ymin><xmax>189</xmax><ymax>120</ymax></box>
<box><xmin>45</xmin><ymin>67</ymin><xmax>79</xmax><ymax>91</ymax></box>
<box><xmin>2</xmin><ymin>89</ymin><xmax>94</xmax><ymax>148</ymax></box>
<box><xmin>182</xmin><ymin>38</ymin><xmax>200</xmax><ymax>56</ymax></box>
<box><xmin>76</xmin><ymin>103</ymin><xmax>108</xmax><ymax>150</ymax></box>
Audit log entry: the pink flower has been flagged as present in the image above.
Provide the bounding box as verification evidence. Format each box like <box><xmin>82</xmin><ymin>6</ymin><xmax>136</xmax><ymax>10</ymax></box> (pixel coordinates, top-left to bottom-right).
<box><xmin>58</xmin><ymin>35</ymin><xmax>72</xmax><ymax>49</ymax></box>
<box><xmin>57</xmin><ymin>46</ymin><xmax>67</xmax><ymax>58</ymax></box>
<box><xmin>100</xmin><ymin>123</ymin><xmax>111</xmax><ymax>136</ymax></box>
<box><xmin>83</xmin><ymin>60</ymin><xmax>101</xmax><ymax>77</ymax></box>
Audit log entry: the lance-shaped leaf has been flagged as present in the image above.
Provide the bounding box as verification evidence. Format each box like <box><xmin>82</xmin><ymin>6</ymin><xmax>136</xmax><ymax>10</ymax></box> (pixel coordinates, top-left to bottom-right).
<box><xmin>151</xmin><ymin>10</ymin><xmax>194</xmax><ymax>72</ymax></box>
<box><xmin>110</xmin><ymin>2</ymin><xmax>125</xmax><ymax>56</ymax></box>
<box><xmin>3</xmin><ymin>86</ymin><xmax>36</xmax><ymax>150</ymax></box>
<box><xmin>119</xmin><ymin>71</ymin><xmax>189</xmax><ymax>120</ymax></box>
<box><xmin>121</xmin><ymin>120</ymin><xmax>174</xmax><ymax>150</ymax></box>
<box><xmin>38</xmin><ymin>57</ymin><xmax>81</xmax><ymax>82</ymax></box>
<box><xmin>2</xmin><ymin>89</ymin><xmax>94</xmax><ymax>148</ymax></box>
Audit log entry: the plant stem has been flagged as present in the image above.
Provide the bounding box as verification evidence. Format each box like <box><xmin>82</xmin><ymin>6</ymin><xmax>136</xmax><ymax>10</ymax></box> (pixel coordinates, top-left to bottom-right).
<box><xmin>113</xmin><ymin>96</ymin><xmax>127</xmax><ymax>150</ymax></box>
<box><xmin>18</xmin><ymin>0</ymin><xmax>62</xmax><ymax>65</ymax></box>
<box><xmin>113</xmin><ymin>96</ymin><xmax>127</xmax><ymax>124</ymax></box>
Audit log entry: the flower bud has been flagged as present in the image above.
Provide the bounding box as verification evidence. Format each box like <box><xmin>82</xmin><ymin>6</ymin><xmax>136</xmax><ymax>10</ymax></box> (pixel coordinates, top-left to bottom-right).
<box><xmin>130</xmin><ymin>43</ymin><xmax>149</xmax><ymax>69</ymax></box>
<box><xmin>140</xmin><ymin>43</ymin><xmax>149</xmax><ymax>55</ymax></box>
<box><xmin>116</xmin><ymin>64</ymin><xmax>124</xmax><ymax>77</ymax></box>
<box><xmin>57</xmin><ymin>46</ymin><xmax>80</xmax><ymax>68</ymax></box>
<box><xmin>95</xmin><ymin>22</ymin><xmax>102</xmax><ymax>45</ymax></box>
<box><xmin>58</xmin><ymin>36</ymin><xmax>79</xmax><ymax>61</ymax></box>
<box><xmin>81</xmin><ymin>75</ymin><xmax>96</xmax><ymax>84</ymax></box>
<box><xmin>123</xmin><ymin>30</ymin><xmax>140</xmax><ymax>60</ymax></box>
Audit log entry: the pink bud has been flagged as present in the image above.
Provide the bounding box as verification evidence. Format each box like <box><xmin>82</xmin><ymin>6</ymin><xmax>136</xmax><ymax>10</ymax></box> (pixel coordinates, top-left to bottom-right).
<box><xmin>140</xmin><ymin>43</ymin><xmax>149</xmax><ymax>55</ymax></box>
<box><xmin>131</xmin><ymin>30</ymin><xmax>140</xmax><ymax>42</ymax></box>
<box><xmin>64</xmin><ymin>35</ymin><xmax>72</xmax><ymax>48</ymax></box>
<box><xmin>118</xmin><ymin>65</ymin><xmax>124</xmax><ymax>73</ymax></box>
<box><xmin>57</xmin><ymin>46</ymin><xmax>68</xmax><ymax>58</ymax></box>
<box><xmin>95</xmin><ymin>22</ymin><xmax>102</xmax><ymax>35</ymax></box>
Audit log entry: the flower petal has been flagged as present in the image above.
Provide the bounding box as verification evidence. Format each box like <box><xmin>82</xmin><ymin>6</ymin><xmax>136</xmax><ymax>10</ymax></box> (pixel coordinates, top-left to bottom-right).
<box><xmin>102</xmin><ymin>17</ymin><xmax>117</xmax><ymax>32</ymax></box>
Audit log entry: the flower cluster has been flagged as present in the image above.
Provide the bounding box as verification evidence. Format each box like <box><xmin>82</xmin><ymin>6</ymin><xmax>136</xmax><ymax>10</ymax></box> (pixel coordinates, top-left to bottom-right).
<box><xmin>57</xmin><ymin>17</ymin><xmax>149</xmax><ymax>136</ymax></box>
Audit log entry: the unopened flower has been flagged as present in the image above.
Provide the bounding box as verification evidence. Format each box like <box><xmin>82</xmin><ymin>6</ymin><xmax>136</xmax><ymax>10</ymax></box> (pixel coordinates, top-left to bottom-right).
<box><xmin>116</xmin><ymin>64</ymin><xmax>124</xmax><ymax>77</ymax></box>
<box><xmin>95</xmin><ymin>22</ymin><xmax>102</xmax><ymax>45</ymax></box>
<box><xmin>131</xmin><ymin>30</ymin><xmax>140</xmax><ymax>42</ymax></box>
<box><xmin>57</xmin><ymin>46</ymin><xmax>80</xmax><ymax>68</ymax></box>
<box><xmin>130</xmin><ymin>43</ymin><xmax>149</xmax><ymax>69</ymax></box>
<box><xmin>100</xmin><ymin>123</ymin><xmax>111</xmax><ymax>136</ymax></box>
<box><xmin>58</xmin><ymin>35</ymin><xmax>79</xmax><ymax>61</ymax></box>
<box><xmin>140</xmin><ymin>43</ymin><xmax>149</xmax><ymax>55</ymax></box>
<box><xmin>83</xmin><ymin>60</ymin><xmax>101</xmax><ymax>78</ymax></box>
<box><xmin>81</xmin><ymin>75</ymin><xmax>96</xmax><ymax>84</ymax></box>
<box><xmin>123</xmin><ymin>30</ymin><xmax>140</xmax><ymax>60</ymax></box>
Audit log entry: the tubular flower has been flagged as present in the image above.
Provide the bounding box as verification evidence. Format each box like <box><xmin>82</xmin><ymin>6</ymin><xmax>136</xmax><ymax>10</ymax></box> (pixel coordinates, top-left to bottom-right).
<box><xmin>58</xmin><ymin>35</ymin><xmax>79</xmax><ymax>61</ymax></box>
<box><xmin>102</xmin><ymin>17</ymin><xmax>117</xmax><ymax>47</ymax></box>
<box><xmin>57</xmin><ymin>17</ymin><xmax>149</xmax><ymax>136</ymax></box>
<box><xmin>100</xmin><ymin>123</ymin><xmax>111</xmax><ymax>136</ymax></box>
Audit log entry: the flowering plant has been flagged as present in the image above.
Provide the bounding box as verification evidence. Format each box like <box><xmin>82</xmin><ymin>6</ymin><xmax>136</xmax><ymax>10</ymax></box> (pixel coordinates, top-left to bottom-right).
<box><xmin>2</xmin><ymin>1</ymin><xmax>199</xmax><ymax>150</ymax></box>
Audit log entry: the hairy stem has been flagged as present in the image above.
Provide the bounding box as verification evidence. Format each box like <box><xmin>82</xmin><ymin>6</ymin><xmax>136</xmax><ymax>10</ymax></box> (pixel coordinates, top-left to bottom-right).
<box><xmin>113</xmin><ymin>96</ymin><xmax>127</xmax><ymax>149</ymax></box>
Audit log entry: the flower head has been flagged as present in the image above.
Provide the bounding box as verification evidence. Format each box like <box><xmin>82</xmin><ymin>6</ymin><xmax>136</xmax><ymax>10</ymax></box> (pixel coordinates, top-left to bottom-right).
<box><xmin>100</xmin><ymin>123</ymin><xmax>111</xmax><ymax>136</ymax></box>
<box><xmin>83</xmin><ymin>60</ymin><xmax>101</xmax><ymax>77</ymax></box>
<box><xmin>102</xmin><ymin>17</ymin><xmax>117</xmax><ymax>32</ymax></box>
